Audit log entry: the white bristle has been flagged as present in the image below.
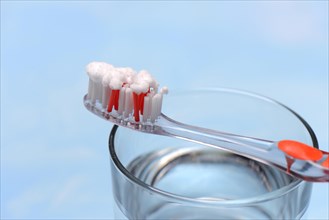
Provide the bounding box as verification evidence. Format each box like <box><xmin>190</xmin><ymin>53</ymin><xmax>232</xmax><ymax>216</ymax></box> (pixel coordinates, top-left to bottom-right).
<box><xmin>155</xmin><ymin>94</ymin><xmax>162</xmax><ymax>118</ymax></box>
<box><xmin>102</xmin><ymin>72</ymin><xmax>112</xmax><ymax>86</ymax></box>
<box><xmin>87</xmin><ymin>62</ymin><xmax>109</xmax><ymax>104</ymax></box>
<box><xmin>151</xmin><ymin>94</ymin><xmax>161</xmax><ymax>122</ymax></box>
<box><xmin>86</xmin><ymin>62</ymin><xmax>108</xmax><ymax>83</ymax></box>
<box><xmin>124</xmin><ymin>88</ymin><xmax>133</xmax><ymax>118</ymax></box>
<box><xmin>87</xmin><ymin>78</ymin><xmax>94</xmax><ymax>100</ymax></box>
<box><xmin>158</xmin><ymin>94</ymin><xmax>163</xmax><ymax>117</ymax></box>
<box><xmin>118</xmin><ymin>87</ymin><xmax>126</xmax><ymax>115</ymax></box>
<box><xmin>90</xmin><ymin>81</ymin><xmax>100</xmax><ymax>104</ymax></box>
<box><xmin>143</xmin><ymin>96</ymin><xmax>151</xmax><ymax>122</ymax></box>
<box><xmin>96</xmin><ymin>81</ymin><xmax>103</xmax><ymax>103</ymax></box>
<box><xmin>102</xmin><ymin>86</ymin><xmax>110</xmax><ymax>109</ymax></box>
<box><xmin>148</xmin><ymin>90</ymin><xmax>155</xmax><ymax>98</ymax></box>
<box><xmin>154</xmin><ymin>84</ymin><xmax>159</xmax><ymax>93</ymax></box>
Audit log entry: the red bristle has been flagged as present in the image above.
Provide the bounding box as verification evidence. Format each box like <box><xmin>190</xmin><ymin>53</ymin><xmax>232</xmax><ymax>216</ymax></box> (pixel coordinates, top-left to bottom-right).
<box><xmin>113</xmin><ymin>90</ymin><xmax>120</xmax><ymax>111</ymax></box>
<box><xmin>107</xmin><ymin>90</ymin><xmax>115</xmax><ymax>112</ymax></box>
<box><xmin>133</xmin><ymin>92</ymin><xmax>140</xmax><ymax>122</ymax></box>
<box><xmin>139</xmin><ymin>93</ymin><xmax>146</xmax><ymax>115</ymax></box>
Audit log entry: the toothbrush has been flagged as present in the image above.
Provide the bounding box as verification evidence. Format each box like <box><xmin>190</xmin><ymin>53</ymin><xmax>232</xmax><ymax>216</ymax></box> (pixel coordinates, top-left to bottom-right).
<box><xmin>84</xmin><ymin>62</ymin><xmax>329</xmax><ymax>182</ymax></box>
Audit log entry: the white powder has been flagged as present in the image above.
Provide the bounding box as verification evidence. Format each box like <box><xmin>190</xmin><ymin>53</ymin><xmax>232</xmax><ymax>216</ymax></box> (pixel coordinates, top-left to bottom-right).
<box><xmin>160</xmin><ymin>86</ymin><xmax>169</xmax><ymax>94</ymax></box>
<box><xmin>117</xmin><ymin>67</ymin><xmax>136</xmax><ymax>77</ymax></box>
<box><xmin>86</xmin><ymin>62</ymin><xmax>159</xmax><ymax>93</ymax></box>
<box><xmin>110</xmin><ymin>77</ymin><xmax>123</xmax><ymax>90</ymax></box>
<box><xmin>86</xmin><ymin>62</ymin><xmax>113</xmax><ymax>82</ymax></box>
<box><xmin>130</xmin><ymin>70</ymin><xmax>158</xmax><ymax>94</ymax></box>
<box><xmin>130</xmin><ymin>82</ymin><xmax>149</xmax><ymax>94</ymax></box>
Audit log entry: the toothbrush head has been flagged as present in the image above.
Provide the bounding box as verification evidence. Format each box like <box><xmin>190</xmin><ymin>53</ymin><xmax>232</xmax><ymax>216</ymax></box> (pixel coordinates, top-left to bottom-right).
<box><xmin>84</xmin><ymin>62</ymin><xmax>168</xmax><ymax>128</ymax></box>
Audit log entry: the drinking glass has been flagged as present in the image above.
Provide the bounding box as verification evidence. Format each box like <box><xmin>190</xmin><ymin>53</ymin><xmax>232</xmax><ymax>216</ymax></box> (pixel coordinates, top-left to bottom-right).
<box><xmin>109</xmin><ymin>88</ymin><xmax>316</xmax><ymax>219</ymax></box>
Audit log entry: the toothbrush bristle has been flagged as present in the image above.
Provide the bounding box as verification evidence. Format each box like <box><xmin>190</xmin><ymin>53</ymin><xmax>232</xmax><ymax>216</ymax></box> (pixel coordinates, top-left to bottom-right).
<box><xmin>139</xmin><ymin>93</ymin><xmax>146</xmax><ymax>115</ymax></box>
<box><xmin>118</xmin><ymin>87</ymin><xmax>126</xmax><ymax>115</ymax></box>
<box><xmin>133</xmin><ymin>92</ymin><xmax>140</xmax><ymax>122</ymax></box>
<box><xmin>86</xmin><ymin>62</ymin><xmax>168</xmax><ymax>124</ymax></box>
<box><xmin>113</xmin><ymin>90</ymin><xmax>120</xmax><ymax>111</ymax></box>
<box><xmin>107</xmin><ymin>90</ymin><xmax>115</xmax><ymax>112</ymax></box>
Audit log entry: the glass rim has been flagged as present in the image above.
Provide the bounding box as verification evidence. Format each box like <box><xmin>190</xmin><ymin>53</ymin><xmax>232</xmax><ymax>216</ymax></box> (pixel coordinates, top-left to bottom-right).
<box><xmin>108</xmin><ymin>87</ymin><xmax>318</xmax><ymax>207</ymax></box>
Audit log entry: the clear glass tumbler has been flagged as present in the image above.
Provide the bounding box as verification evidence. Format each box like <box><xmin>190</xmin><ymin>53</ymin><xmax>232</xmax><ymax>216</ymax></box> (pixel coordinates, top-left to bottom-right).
<box><xmin>109</xmin><ymin>88</ymin><xmax>317</xmax><ymax>219</ymax></box>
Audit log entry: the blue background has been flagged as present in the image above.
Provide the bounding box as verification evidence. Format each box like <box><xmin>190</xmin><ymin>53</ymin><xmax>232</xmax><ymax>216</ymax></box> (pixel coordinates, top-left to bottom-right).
<box><xmin>1</xmin><ymin>1</ymin><xmax>328</xmax><ymax>219</ymax></box>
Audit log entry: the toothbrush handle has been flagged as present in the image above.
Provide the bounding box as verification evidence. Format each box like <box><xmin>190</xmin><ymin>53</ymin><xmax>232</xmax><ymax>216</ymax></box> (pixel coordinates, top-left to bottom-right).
<box><xmin>83</xmin><ymin>95</ymin><xmax>328</xmax><ymax>182</ymax></box>
<box><xmin>155</xmin><ymin>114</ymin><xmax>329</xmax><ymax>182</ymax></box>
